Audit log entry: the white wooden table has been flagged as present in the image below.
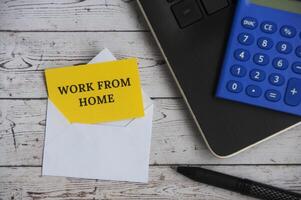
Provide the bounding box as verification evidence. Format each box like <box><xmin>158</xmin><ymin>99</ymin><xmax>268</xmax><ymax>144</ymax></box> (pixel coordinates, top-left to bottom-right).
<box><xmin>0</xmin><ymin>1</ymin><xmax>300</xmax><ymax>199</ymax></box>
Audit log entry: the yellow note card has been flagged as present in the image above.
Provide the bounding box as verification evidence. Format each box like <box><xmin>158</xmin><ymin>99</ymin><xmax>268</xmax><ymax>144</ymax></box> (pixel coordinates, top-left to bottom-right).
<box><xmin>45</xmin><ymin>58</ymin><xmax>144</xmax><ymax>124</ymax></box>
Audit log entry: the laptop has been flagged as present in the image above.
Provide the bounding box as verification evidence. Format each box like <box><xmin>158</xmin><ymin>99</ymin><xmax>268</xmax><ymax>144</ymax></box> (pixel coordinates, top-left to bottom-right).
<box><xmin>137</xmin><ymin>0</ymin><xmax>301</xmax><ymax>158</ymax></box>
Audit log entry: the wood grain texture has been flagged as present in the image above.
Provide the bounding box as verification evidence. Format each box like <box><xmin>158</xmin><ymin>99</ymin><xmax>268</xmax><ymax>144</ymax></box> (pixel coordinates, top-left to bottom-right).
<box><xmin>1</xmin><ymin>0</ymin><xmax>301</xmax><ymax>199</ymax></box>
<box><xmin>0</xmin><ymin>0</ymin><xmax>147</xmax><ymax>31</ymax></box>
<box><xmin>1</xmin><ymin>99</ymin><xmax>301</xmax><ymax>166</ymax></box>
<box><xmin>0</xmin><ymin>32</ymin><xmax>179</xmax><ymax>98</ymax></box>
<box><xmin>0</xmin><ymin>166</ymin><xmax>300</xmax><ymax>200</ymax></box>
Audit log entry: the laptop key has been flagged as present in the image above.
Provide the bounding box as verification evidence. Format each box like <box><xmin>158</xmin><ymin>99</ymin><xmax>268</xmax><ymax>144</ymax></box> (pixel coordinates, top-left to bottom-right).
<box><xmin>167</xmin><ymin>0</ymin><xmax>177</xmax><ymax>3</ymax></box>
<box><xmin>171</xmin><ymin>0</ymin><xmax>203</xmax><ymax>28</ymax></box>
<box><xmin>201</xmin><ymin>0</ymin><xmax>228</xmax><ymax>15</ymax></box>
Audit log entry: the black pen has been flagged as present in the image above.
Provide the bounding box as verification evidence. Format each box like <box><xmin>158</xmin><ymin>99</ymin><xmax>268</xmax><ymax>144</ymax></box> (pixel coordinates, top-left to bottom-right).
<box><xmin>177</xmin><ymin>167</ymin><xmax>301</xmax><ymax>200</ymax></box>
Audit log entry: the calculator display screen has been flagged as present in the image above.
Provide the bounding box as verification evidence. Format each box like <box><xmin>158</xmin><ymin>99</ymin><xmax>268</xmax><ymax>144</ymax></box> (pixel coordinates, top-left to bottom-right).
<box><xmin>251</xmin><ymin>0</ymin><xmax>301</xmax><ymax>14</ymax></box>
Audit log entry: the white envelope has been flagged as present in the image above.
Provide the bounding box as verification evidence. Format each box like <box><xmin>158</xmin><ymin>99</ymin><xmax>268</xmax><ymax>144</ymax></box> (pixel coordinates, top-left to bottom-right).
<box><xmin>42</xmin><ymin>49</ymin><xmax>154</xmax><ymax>183</ymax></box>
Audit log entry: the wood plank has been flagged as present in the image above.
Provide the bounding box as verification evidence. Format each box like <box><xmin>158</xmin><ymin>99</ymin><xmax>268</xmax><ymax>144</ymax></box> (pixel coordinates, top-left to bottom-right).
<box><xmin>0</xmin><ymin>0</ymin><xmax>147</xmax><ymax>31</ymax></box>
<box><xmin>3</xmin><ymin>1</ymin><xmax>300</xmax><ymax>199</ymax></box>
<box><xmin>1</xmin><ymin>99</ymin><xmax>301</xmax><ymax>166</ymax></box>
<box><xmin>0</xmin><ymin>166</ymin><xmax>300</xmax><ymax>200</ymax></box>
<box><xmin>0</xmin><ymin>32</ymin><xmax>179</xmax><ymax>98</ymax></box>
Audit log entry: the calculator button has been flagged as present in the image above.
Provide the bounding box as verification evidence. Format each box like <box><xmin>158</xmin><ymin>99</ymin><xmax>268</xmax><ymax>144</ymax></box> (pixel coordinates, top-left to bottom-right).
<box><xmin>171</xmin><ymin>0</ymin><xmax>203</xmax><ymax>28</ymax></box>
<box><xmin>257</xmin><ymin>37</ymin><xmax>273</xmax><ymax>50</ymax></box>
<box><xmin>234</xmin><ymin>49</ymin><xmax>250</xmax><ymax>62</ymax></box>
<box><xmin>269</xmin><ymin>73</ymin><xmax>285</xmax><ymax>86</ymax></box>
<box><xmin>253</xmin><ymin>53</ymin><xmax>269</xmax><ymax>66</ymax></box>
<box><xmin>280</xmin><ymin>25</ymin><xmax>297</xmax><ymax>38</ymax></box>
<box><xmin>227</xmin><ymin>80</ymin><xmax>243</xmax><ymax>93</ymax></box>
<box><xmin>260</xmin><ymin>21</ymin><xmax>277</xmax><ymax>34</ymax></box>
<box><xmin>276</xmin><ymin>41</ymin><xmax>293</xmax><ymax>54</ymax></box>
<box><xmin>246</xmin><ymin>85</ymin><xmax>262</xmax><ymax>97</ymax></box>
<box><xmin>296</xmin><ymin>46</ymin><xmax>301</xmax><ymax>58</ymax></box>
<box><xmin>292</xmin><ymin>62</ymin><xmax>301</xmax><ymax>74</ymax></box>
<box><xmin>241</xmin><ymin>17</ymin><xmax>258</xmax><ymax>30</ymax></box>
<box><xmin>238</xmin><ymin>33</ymin><xmax>254</xmax><ymax>46</ymax></box>
<box><xmin>272</xmin><ymin>57</ymin><xmax>289</xmax><ymax>70</ymax></box>
<box><xmin>265</xmin><ymin>90</ymin><xmax>281</xmax><ymax>102</ymax></box>
<box><xmin>230</xmin><ymin>65</ymin><xmax>247</xmax><ymax>77</ymax></box>
<box><xmin>250</xmin><ymin>69</ymin><xmax>266</xmax><ymax>82</ymax></box>
<box><xmin>284</xmin><ymin>78</ymin><xmax>301</xmax><ymax>106</ymax></box>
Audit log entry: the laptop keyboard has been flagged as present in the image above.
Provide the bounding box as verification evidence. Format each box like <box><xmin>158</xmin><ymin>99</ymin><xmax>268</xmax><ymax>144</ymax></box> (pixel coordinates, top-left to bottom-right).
<box><xmin>169</xmin><ymin>0</ymin><xmax>229</xmax><ymax>28</ymax></box>
<box><xmin>171</xmin><ymin>0</ymin><xmax>203</xmax><ymax>28</ymax></box>
<box><xmin>201</xmin><ymin>0</ymin><xmax>228</xmax><ymax>14</ymax></box>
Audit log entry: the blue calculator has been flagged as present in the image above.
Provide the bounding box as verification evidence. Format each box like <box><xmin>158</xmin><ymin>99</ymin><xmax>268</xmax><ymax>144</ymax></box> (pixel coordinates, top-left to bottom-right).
<box><xmin>216</xmin><ymin>0</ymin><xmax>301</xmax><ymax>116</ymax></box>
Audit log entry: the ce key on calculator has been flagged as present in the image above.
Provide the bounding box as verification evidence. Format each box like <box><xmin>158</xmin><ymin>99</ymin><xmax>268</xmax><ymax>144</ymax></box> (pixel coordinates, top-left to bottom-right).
<box><xmin>216</xmin><ymin>0</ymin><xmax>301</xmax><ymax>116</ymax></box>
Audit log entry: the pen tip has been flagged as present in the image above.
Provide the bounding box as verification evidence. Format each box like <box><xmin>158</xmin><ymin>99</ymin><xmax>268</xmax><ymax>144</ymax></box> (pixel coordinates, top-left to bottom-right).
<box><xmin>177</xmin><ymin>166</ymin><xmax>186</xmax><ymax>173</ymax></box>
<box><xmin>172</xmin><ymin>166</ymin><xmax>197</xmax><ymax>179</ymax></box>
<box><xmin>177</xmin><ymin>167</ymin><xmax>197</xmax><ymax>179</ymax></box>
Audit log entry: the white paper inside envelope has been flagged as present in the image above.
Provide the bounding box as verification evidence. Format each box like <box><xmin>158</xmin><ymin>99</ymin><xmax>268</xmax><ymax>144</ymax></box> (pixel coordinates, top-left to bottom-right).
<box><xmin>42</xmin><ymin>48</ymin><xmax>154</xmax><ymax>183</ymax></box>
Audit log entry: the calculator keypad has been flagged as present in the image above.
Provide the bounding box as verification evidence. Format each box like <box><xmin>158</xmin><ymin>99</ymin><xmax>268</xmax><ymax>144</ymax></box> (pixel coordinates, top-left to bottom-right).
<box><xmin>227</xmin><ymin>80</ymin><xmax>243</xmax><ymax>93</ymax></box>
<box><xmin>241</xmin><ymin>17</ymin><xmax>258</xmax><ymax>30</ymax></box>
<box><xmin>285</xmin><ymin>78</ymin><xmax>301</xmax><ymax>106</ymax></box>
<box><xmin>238</xmin><ymin>33</ymin><xmax>254</xmax><ymax>45</ymax></box>
<box><xmin>272</xmin><ymin>57</ymin><xmax>289</xmax><ymax>70</ymax></box>
<box><xmin>217</xmin><ymin>13</ymin><xmax>301</xmax><ymax>116</ymax></box>
<box><xmin>234</xmin><ymin>49</ymin><xmax>250</xmax><ymax>61</ymax></box>
<box><xmin>292</xmin><ymin>62</ymin><xmax>301</xmax><ymax>74</ymax></box>
<box><xmin>280</xmin><ymin>25</ymin><xmax>297</xmax><ymax>38</ymax></box>
<box><xmin>265</xmin><ymin>90</ymin><xmax>281</xmax><ymax>102</ymax></box>
<box><xmin>246</xmin><ymin>85</ymin><xmax>262</xmax><ymax>97</ymax></box>
<box><xmin>250</xmin><ymin>69</ymin><xmax>266</xmax><ymax>82</ymax></box>
<box><xmin>253</xmin><ymin>53</ymin><xmax>269</xmax><ymax>66</ymax></box>
<box><xmin>276</xmin><ymin>41</ymin><xmax>293</xmax><ymax>54</ymax></box>
<box><xmin>257</xmin><ymin>37</ymin><xmax>273</xmax><ymax>50</ymax></box>
<box><xmin>268</xmin><ymin>73</ymin><xmax>285</xmax><ymax>86</ymax></box>
<box><xmin>260</xmin><ymin>21</ymin><xmax>277</xmax><ymax>34</ymax></box>
<box><xmin>230</xmin><ymin>65</ymin><xmax>247</xmax><ymax>77</ymax></box>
